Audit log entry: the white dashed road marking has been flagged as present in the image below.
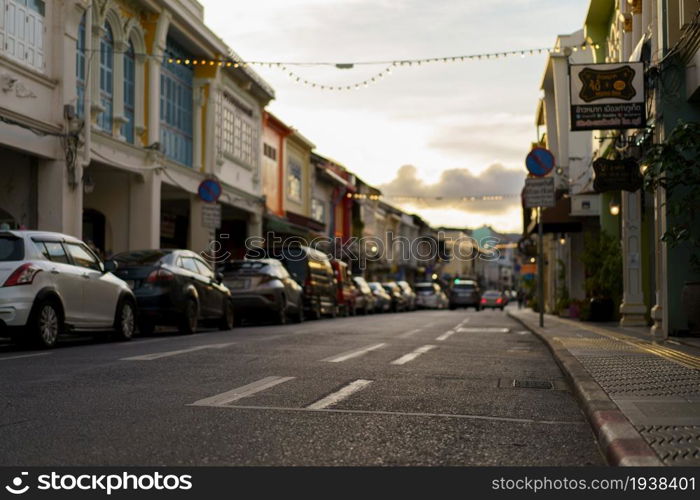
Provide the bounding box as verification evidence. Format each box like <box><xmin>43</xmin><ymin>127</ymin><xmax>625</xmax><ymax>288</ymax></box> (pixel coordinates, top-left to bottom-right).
<box><xmin>398</xmin><ymin>328</ymin><xmax>422</xmax><ymax>339</ymax></box>
<box><xmin>306</xmin><ymin>379</ymin><xmax>373</xmax><ymax>410</ymax></box>
<box><xmin>121</xmin><ymin>342</ymin><xmax>236</xmax><ymax>361</ymax></box>
<box><xmin>190</xmin><ymin>376</ymin><xmax>295</xmax><ymax>407</ymax></box>
<box><xmin>322</xmin><ymin>343</ymin><xmax>387</xmax><ymax>363</ymax></box>
<box><xmin>0</xmin><ymin>352</ymin><xmax>52</xmax><ymax>362</ymax></box>
<box><xmin>391</xmin><ymin>345</ymin><xmax>436</xmax><ymax>365</ymax></box>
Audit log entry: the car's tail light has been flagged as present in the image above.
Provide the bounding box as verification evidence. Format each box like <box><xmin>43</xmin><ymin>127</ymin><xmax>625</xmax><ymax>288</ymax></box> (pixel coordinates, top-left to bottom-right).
<box><xmin>3</xmin><ymin>263</ymin><xmax>42</xmax><ymax>287</ymax></box>
<box><xmin>496</xmin><ymin>297</ymin><xmax>503</xmax><ymax>304</ymax></box>
<box><xmin>146</xmin><ymin>268</ymin><xmax>174</xmax><ymax>283</ymax></box>
<box><xmin>481</xmin><ymin>298</ymin><xmax>487</xmax><ymax>304</ymax></box>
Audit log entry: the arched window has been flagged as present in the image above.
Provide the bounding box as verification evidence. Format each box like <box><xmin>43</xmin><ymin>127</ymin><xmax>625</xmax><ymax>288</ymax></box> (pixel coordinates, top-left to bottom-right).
<box><xmin>98</xmin><ymin>22</ymin><xmax>114</xmax><ymax>133</ymax></box>
<box><xmin>76</xmin><ymin>14</ymin><xmax>86</xmax><ymax>118</ymax></box>
<box><xmin>122</xmin><ymin>40</ymin><xmax>136</xmax><ymax>143</ymax></box>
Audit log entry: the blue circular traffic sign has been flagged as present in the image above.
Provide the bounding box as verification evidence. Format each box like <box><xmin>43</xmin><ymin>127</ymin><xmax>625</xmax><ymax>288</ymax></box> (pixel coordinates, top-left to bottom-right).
<box><xmin>525</xmin><ymin>147</ymin><xmax>555</xmax><ymax>177</ymax></box>
<box><xmin>198</xmin><ymin>179</ymin><xmax>222</xmax><ymax>203</ymax></box>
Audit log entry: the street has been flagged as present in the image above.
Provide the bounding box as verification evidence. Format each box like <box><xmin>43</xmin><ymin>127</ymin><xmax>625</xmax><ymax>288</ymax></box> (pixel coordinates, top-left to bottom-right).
<box><xmin>0</xmin><ymin>308</ymin><xmax>604</xmax><ymax>466</ymax></box>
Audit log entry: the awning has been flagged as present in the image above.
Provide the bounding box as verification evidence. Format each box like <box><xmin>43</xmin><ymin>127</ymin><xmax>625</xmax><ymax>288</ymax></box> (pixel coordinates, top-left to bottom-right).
<box><xmin>526</xmin><ymin>197</ymin><xmax>583</xmax><ymax>235</ymax></box>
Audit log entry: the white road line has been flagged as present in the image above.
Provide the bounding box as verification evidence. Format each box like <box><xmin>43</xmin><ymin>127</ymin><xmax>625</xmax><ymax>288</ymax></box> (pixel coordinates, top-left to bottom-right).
<box><xmin>306</xmin><ymin>379</ymin><xmax>373</xmax><ymax>410</ymax></box>
<box><xmin>322</xmin><ymin>343</ymin><xmax>387</xmax><ymax>363</ymax></box>
<box><xmin>398</xmin><ymin>328</ymin><xmax>422</xmax><ymax>339</ymax></box>
<box><xmin>121</xmin><ymin>342</ymin><xmax>235</xmax><ymax>361</ymax></box>
<box><xmin>0</xmin><ymin>352</ymin><xmax>52</xmax><ymax>362</ymax></box>
<box><xmin>190</xmin><ymin>376</ymin><xmax>295</xmax><ymax>407</ymax></box>
<box><xmin>436</xmin><ymin>330</ymin><xmax>455</xmax><ymax>341</ymax></box>
<box><xmin>391</xmin><ymin>345</ymin><xmax>436</xmax><ymax>365</ymax></box>
<box><xmin>458</xmin><ymin>327</ymin><xmax>510</xmax><ymax>333</ymax></box>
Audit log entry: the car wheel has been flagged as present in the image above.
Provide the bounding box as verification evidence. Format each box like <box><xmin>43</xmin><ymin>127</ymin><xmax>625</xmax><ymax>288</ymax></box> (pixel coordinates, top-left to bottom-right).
<box><xmin>276</xmin><ymin>304</ymin><xmax>288</xmax><ymax>325</ymax></box>
<box><xmin>29</xmin><ymin>298</ymin><xmax>62</xmax><ymax>348</ymax></box>
<box><xmin>179</xmin><ymin>299</ymin><xmax>198</xmax><ymax>334</ymax></box>
<box><xmin>219</xmin><ymin>301</ymin><xmax>235</xmax><ymax>330</ymax></box>
<box><xmin>293</xmin><ymin>303</ymin><xmax>304</xmax><ymax>323</ymax></box>
<box><xmin>114</xmin><ymin>298</ymin><xmax>136</xmax><ymax>341</ymax></box>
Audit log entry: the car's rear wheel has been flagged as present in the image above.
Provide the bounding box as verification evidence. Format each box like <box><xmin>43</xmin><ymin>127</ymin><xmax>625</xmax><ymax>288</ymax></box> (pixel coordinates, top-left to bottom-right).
<box><xmin>179</xmin><ymin>299</ymin><xmax>198</xmax><ymax>334</ymax></box>
<box><xmin>219</xmin><ymin>301</ymin><xmax>235</xmax><ymax>330</ymax></box>
<box><xmin>29</xmin><ymin>299</ymin><xmax>62</xmax><ymax>348</ymax></box>
<box><xmin>114</xmin><ymin>298</ymin><xmax>136</xmax><ymax>341</ymax></box>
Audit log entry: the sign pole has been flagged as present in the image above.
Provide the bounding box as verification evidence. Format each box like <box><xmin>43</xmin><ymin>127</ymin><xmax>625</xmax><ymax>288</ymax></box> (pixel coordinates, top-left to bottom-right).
<box><xmin>537</xmin><ymin>207</ymin><xmax>544</xmax><ymax>328</ymax></box>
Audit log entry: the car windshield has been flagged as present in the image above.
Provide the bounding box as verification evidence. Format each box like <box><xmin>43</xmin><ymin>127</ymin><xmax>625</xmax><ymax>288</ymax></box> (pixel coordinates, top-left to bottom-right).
<box><xmin>0</xmin><ymin>235</ymin><xmax>23</xmax><ymax>261</ymax></box>
<box><xmin>113</xmin><ymin>250</ymin><xmax>168</xmax><ymax>266</ymax></box>
<box><xmin>483</xmin><ymin>291</ymin><xmax>501</xmax><ymax>298</ymax></box>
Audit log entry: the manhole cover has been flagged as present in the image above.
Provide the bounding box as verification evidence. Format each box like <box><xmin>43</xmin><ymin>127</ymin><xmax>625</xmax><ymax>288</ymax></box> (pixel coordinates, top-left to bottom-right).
<box><xmin>512</xmin><ymin>379</ymin><xmax>553</xmax><ymax>389</ymax></box>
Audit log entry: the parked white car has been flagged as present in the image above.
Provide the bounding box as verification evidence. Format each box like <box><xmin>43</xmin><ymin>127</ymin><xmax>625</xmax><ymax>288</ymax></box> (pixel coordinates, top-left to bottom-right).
<box><xmin>0</xmin><ymin>230</ymin><xmax>136</xmax><ymax>348</ymax></box>
<box><xmin>414</xmin><ymin>282</ymin><xmax>449</xmax><ymax>309</ymax></box>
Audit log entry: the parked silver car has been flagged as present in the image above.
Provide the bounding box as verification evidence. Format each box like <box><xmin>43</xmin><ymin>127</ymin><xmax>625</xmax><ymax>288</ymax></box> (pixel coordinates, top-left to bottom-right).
<box><xmin>415</xmin><ymin>282</ymin><xmax>449</xmax><ymax>309</ymax></box>
<box><xmin>0</xmin><ymin>230</ymin><xmax>136</xmax><ymax>348</ymax></box>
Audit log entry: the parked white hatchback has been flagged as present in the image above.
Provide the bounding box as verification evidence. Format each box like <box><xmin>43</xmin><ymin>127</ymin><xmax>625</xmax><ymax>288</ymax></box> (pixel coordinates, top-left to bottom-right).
<box><xmin>0</xmin><ymin>230</ymin><xmax>136</xmax><ymax>348</ymax></box>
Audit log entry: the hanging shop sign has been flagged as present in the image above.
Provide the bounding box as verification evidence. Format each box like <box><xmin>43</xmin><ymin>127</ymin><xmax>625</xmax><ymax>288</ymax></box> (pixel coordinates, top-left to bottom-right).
<box><xmin>523</xmin><ymin>177</ymin><xmax>556</xmax><ymax>208</ymax></box>
<box><xmin>570</xmin><ymin>62</ymin><xmax>645</xmax><ymax>131</ymax></box>
<box><xmin>592</xmin><ymin>157</ymin><xmax>643</xmax><ymax>192</ymax></box>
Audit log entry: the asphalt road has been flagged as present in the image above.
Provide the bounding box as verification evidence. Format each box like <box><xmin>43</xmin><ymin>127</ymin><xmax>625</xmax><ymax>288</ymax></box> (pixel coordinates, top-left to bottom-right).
<box><xmin>0</xmin><ymin>306</ymin><xmax>604</xmax><ymax>466</ymax></box>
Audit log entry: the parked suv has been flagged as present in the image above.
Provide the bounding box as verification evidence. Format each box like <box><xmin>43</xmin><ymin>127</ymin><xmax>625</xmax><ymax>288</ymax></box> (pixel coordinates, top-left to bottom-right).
<box><xmin>449</xmin><ymin>278</ymin><xmax>481</xmax><ymax>310</ymax></box>
<box><xmin>274</xmin><ymin>245</ymin><xmax>337</xmax><ymax>319</ymax></box>
<box><xmin>0</xmin><ymin>230</ymin><xmax>136</xmax><ymax>348</ymax></box>
<box><xmin>219</xmin><ymin>259</ymin><xmax>303</xmax><ymax>325</ymax></box>
<box><xmin>112</xmin><ymin>249</ymin><xmax>234</xmax><ymax>334</ymax></box>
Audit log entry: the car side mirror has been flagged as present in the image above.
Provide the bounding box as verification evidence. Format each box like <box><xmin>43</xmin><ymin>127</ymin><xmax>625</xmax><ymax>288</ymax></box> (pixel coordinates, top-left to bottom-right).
<box><xmin>103</xmin><ymin>260</ymin><xmax>118</xmax><ymax>273</ymax></box>
<box><xmin>215</xmin><ymin>271</ymin><xmax>224</xmax><ymax>284</ymax></box>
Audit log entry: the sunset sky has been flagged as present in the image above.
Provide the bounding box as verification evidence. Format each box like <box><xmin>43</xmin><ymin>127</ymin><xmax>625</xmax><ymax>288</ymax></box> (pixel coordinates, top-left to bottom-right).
<box><xmin>200</xmin><ymin>0</ymin><xmax>589</xmax><ymax>232</ymax></box>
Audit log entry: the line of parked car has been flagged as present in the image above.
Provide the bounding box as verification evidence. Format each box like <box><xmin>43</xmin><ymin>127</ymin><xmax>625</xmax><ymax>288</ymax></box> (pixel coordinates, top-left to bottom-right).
<box><xmin>0</xmin><ymin>230</ymin><xmax>509</xmax><ymax>349</ymax></box>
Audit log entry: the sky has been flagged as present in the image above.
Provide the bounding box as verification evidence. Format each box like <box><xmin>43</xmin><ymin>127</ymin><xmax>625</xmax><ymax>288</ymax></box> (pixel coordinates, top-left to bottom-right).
<box><xmin>199</xmin><ymin>0</ymin><xmax>589</xmax><ymax>233</ymax></box>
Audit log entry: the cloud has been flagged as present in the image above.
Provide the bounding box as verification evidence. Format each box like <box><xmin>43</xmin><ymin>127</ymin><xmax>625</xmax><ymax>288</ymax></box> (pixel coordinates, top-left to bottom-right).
<box><xmin>377</xmin><ymin>163</ymin><xmax>525</xmax><ymax>231</ymax></box>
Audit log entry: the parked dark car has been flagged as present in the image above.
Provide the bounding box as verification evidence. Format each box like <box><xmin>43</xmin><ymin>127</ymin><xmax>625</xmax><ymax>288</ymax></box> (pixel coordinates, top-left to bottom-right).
<box><xmin>219</xmin><ymin>259</ymin><xmax>303</xmax><ymax>324</ymax></box>
<box><xmin>112</xmin><ymin>249</ymin><xmax>234</xmax><ymax>334</ymax></box>
<box><xmin>481</xmin><ymin>290</ymin><xmax>507</xmax><ymax>310</ymax></box>
<box><xmin>352</xmin><ymin>276</ymin><xmax>376</xmax><ymax>315</ymax></box>
<box><xmin>276</xmin><ymin>245</ymin><xmax>337</xmax><ymax>319</ymax></box>
<box><xmin>449</xmin><ymin>278</ymin><xmax>481</xmax><ymax>310</ymax></box>
<box><xmin>382</xmin><ymin>281</ymin><xmax>407</xmax><ymax>312</ymax></box>
<box><xmin>331</xmin><ymin>259</ymin><xmax>356</xmax><ymax>316</ymax></box>
<box><xmin>368</xmin><ymin>281</ymin><xmax>392</xmax><ymax>313</ymax></box>
<box><xmin>396</xmin><ymin>280</ymin><xmax>417</xmax><ymax>311</ymax></box>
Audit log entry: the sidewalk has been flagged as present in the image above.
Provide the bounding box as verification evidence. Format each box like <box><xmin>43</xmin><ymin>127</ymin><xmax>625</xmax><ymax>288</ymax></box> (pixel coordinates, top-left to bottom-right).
<box><xmin>508</xmin><ymin>307</ymin><xmax>700</xmax><ymax>467</ymax></box>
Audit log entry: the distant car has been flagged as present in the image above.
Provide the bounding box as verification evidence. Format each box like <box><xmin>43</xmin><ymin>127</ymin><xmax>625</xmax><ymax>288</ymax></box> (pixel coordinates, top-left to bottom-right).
<box><xmin>368</xmin><ymin>282</ymin><xmax>391</xmax><ymax>313</ymax></box>
<box><xmin>0</xmin><ymin>230</ymin><xmax>136</xmax><ymax>348</ymax></box>
<box><xmin>275</xmin><ymin>245</ymin><xmax>336</xmax><ymax>319</ymax></box>
<box><xmin>481</xmin><ymin>290</ymin><xmax>507</xmax><ymax>310</ymax></box>
<box><xmin>414</xmin><ymin>282</ymin><xmax>449</xmax><ymax>309</ymax></box>
<box><xmin>382</xmin><ymin>282</ymin><xmax>407</xmax><ymax>312</ymax></box>
<box><xmin>352</xmin><ymin>276</ymin><xmax>375</xmax><ymax>315</ymax></box>
<box><xmin>449</xmin><ymin>278</ymin><xmax>481</xmax><ymax>310</ymax></box>
<box><xmin>219</xmin><ymin>259</ymin><xmax>303</xmax><ymax>324</ymax></box>
<box><xmin>396</xmin><ymin>281</ymin><xmax>417</xmax><ymax>311</ymax></box>
<box><xmin>331</xmin><ymin>259</ymin><xmax>356</xmax><ymax>316</ymax></box>
<box><xmin>112</xmin><ymin>249</ymin><xmax>234</xmax><ymax>335</ymax></box>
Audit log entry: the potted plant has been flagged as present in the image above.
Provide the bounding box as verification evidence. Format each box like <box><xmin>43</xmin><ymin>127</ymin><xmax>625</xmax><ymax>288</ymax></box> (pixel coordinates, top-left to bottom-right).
<box><xmin>643</xmin><ymin>121</ymin><xmax>700</xmax><ymax>334</ymax></box>
<box><xmin>581</xmin><ymin>231</ymin><xmax>623</xmax><ymax>322</ymax></box>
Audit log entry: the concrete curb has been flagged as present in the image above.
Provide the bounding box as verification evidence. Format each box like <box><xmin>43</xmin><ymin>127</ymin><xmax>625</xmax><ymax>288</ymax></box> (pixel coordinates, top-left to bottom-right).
<box><xmin>507</xmin><ymin>310</ymin><xmax>663</xmax><ymax>466</ymax></box>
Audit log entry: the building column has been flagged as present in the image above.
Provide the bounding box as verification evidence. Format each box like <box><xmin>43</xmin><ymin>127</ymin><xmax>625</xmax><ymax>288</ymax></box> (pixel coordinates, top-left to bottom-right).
<box><xmin>37</xmin><ymin>159</ymin><xmax>82</xmax><ymax>238</ymax></box>
<box><xmin>128</xmin><ymin>169</ymin><xmax>161</xmax><ymax>250</ymax></box>
<box><xmin>650</xmin><ymin>188</ymin><xmax>668</xmax><ymax>339</ymax></box>
<box><xmin>620</xmin><ymin>190</ymin><xmax>647</xmax><ymax>326</ymax></box>
<box><xmin>189</xmin><ymin>196</ymin><xmax>215</xmax><ymax>253</ymax></box>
